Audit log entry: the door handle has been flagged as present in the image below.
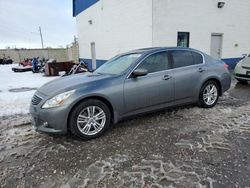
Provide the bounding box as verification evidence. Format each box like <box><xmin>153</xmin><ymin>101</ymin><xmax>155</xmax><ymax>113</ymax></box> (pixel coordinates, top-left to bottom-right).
<box><xmin>198</xmin><ymin>68</ymin><xmax>205</xmax><ymax>73</ymax></box>
<box><xmin>163</xmin><ymin>75</ymin><xmax>172</xmax><ymax>80</ymax></box>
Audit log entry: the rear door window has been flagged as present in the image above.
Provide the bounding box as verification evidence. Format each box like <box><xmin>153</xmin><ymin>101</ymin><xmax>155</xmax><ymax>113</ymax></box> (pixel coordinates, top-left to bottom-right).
<box><xmin>192</xmin><ymin>52</ymin><xmax>203</xmax><ymax>65</ymax></box>
<box><xmin>172</xmin><ymin>50</ymin><xmax>194</xmax><ymax>68</ymax></box>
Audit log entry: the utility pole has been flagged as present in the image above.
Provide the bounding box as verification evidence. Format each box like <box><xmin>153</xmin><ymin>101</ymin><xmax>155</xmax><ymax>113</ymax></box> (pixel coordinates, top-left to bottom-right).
<box><xmin>39</xmin><ymin>26</ymin><xmax>44</xmax><ymax>48</ymax></box>
<box><xmin>91</xmin><ymin>42</ymin><xmax>96</xmax><ymax>70</ymax></box>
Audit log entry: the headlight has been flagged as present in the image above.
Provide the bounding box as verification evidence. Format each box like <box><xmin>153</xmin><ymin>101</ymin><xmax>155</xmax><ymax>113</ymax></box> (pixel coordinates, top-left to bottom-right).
<box><xmin>42</xmin><ymin>90</ymin><xmax>75</xmax><ymax>109</ymax></box>
<box><xmin>234</xmin><ymin>62</ymin><xmax>242</xmax><ymax>70</ymax></box>
<box><xmin>237</xmin><ymin>62</ymin><xmax>242</xmax><ymax>66</ymax></box>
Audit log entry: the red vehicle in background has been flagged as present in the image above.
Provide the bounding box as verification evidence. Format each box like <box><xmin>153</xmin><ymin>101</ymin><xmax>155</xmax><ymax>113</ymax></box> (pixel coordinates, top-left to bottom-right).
<box><xmin>12</xmin><ymin>59</ymin><xmax>33</xmax><ymax>72</ymax></box>
<box><xmin>19</xmin><ymin>59</ymin><xmax>32</xmax><ymax>67</ymax></box>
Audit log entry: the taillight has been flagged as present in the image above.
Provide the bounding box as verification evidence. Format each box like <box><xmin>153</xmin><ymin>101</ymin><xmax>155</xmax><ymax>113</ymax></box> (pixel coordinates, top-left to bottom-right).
<box><xmin>224</xmin><ymin>63</ymin><xmax>229</xmax><ymax>70</ymax></box>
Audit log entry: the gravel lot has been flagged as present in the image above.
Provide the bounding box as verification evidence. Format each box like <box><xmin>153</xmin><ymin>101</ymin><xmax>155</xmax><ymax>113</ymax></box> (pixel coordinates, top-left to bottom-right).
<box><xmin>0</xmin><ymin>79</ymin><xmax>250</xmax><ymax>188</ymax></box>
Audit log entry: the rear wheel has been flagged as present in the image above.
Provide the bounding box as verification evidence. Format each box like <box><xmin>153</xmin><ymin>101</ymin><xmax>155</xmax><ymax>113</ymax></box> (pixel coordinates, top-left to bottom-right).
<box><xmin>199</xmin><ymin>81</ymin><xmax>219</xmax><ymax>108</ymax></box>
<box><xmin>69</xmin><ymin>99</ymin><xmax>111</xmax><ymax>140</ymax></box>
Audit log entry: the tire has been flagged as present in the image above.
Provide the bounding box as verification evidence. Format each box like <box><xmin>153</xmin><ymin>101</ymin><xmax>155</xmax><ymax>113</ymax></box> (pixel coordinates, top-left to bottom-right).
<box><xmin>69</xmin><ymin>99</ymin><xmax>111</xmax><ymax>140</ymax></box>
<box><xmin>198</xmin><ymin>80</ymin><xmax>220</xmax><ymax>108</ymax></box>
<box><xmin>236</xmin><ymin>79</ymin><xmax>248</xmax><ymax>84</ymax></box>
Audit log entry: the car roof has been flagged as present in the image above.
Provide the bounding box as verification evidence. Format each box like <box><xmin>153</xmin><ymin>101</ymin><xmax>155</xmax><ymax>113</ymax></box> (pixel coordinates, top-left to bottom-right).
<box><xmin>127</xmin><ymin>47</ymin><xmax>202</xmax><ymax>55</ymax></box>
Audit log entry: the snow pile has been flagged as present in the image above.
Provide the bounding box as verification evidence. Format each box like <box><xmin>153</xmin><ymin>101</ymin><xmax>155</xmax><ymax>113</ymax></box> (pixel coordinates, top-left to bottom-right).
<box><xmin>0</xmin><ymin>65</ymin><xmax>58</xmax><ymax>116</ymax></box>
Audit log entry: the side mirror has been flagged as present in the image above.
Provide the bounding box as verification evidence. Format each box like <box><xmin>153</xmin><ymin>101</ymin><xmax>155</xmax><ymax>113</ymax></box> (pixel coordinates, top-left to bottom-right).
<box><xmin>132</xmin><ymin>68</ymin><xmax>148</xmax><ymax>77</ymax></box>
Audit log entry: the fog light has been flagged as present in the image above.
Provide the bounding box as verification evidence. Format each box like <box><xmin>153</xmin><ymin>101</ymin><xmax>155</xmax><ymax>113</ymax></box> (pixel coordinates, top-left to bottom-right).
<box><xmin>42</xmin><ymin>121</ymin><xmax>49</xmax><ymax>127</ymax></box>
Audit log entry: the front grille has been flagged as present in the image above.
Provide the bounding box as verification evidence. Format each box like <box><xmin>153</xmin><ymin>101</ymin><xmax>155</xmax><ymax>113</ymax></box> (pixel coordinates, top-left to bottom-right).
<box><xmin>235</xmin><ymin>74</ymin><xmax>250</xmax><ymax>79</ymax></box>
<box><xmin>242</xmin><ymin>66</ymin><xmax>250</xmax><ymax>70</ymax></box>
<box><xmin>31</xmin><ymin>95</ymin><xmax>43</xmax><ymax>105</ymax></box>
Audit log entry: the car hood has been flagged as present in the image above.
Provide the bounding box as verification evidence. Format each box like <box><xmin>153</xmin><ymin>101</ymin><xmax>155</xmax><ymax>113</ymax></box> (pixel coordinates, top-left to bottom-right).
<box><xmin>37</xmin><ymin>73</ymin><xmax>114</xmax><ymax>96</ymax></box>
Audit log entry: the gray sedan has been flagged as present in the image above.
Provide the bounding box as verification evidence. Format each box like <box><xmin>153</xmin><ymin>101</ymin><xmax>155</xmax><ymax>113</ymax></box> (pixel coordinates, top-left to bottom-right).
<box><xmin>30</xmin><ymin>47</ymin><xmax>231</xmax><ymax>140</ymax></box>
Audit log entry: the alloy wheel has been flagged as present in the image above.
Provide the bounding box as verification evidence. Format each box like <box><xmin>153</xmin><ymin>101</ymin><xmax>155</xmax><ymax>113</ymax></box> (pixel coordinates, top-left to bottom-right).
<box><xmin>203</xmin><ymin>84</ymin><xmax>218</xmax><ymax>106</ymax></box>
<box><xmin>77</xmin><ymin>106</ymin><xmax>106</xmax><ymax>136</ymax></box>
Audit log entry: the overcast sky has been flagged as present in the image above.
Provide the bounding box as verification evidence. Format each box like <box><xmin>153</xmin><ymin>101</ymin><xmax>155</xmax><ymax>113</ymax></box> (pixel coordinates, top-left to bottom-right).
<box><xmin>0</xmin><ymin>0</ymin><xmax>76</xmax><ymax>49</ymax></box>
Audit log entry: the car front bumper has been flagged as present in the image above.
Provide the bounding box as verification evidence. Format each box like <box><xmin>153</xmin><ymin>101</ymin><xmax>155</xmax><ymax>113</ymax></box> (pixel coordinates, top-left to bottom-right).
<box><xmin>30</xmin><ymin>104</ymin><xmax>69</xmax><ymax>134</ymax></box>
<box><xmin>234</xmin><ymin>74</ymin><xmax>250</xmax><ymax>81</ymax></box>
<box><xmin>234</xmin><ymin>65</ymin><xmax>250</xmax><ymax>81</ymax></box>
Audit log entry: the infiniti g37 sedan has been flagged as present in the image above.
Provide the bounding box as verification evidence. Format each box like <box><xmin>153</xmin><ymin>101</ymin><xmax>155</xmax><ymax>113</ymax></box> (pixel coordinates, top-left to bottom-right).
<box><xmin>30</xmin><ymin>47</ymin><xmax>231</xmax><ymax>140</ymax></box>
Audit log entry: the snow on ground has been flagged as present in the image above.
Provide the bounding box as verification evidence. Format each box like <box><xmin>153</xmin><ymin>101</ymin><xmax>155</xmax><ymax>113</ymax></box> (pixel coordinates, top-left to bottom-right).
<box><xmin>0</xmin><ymin>65</ymin><xmax>58</xmax><ymax>116</ymax></box>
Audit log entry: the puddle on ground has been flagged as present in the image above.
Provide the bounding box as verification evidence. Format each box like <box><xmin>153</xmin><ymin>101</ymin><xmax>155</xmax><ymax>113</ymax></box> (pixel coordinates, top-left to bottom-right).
<box><xmin>8</xmin><ymin>87</ymin><xmax>37</xmax><ymax>92</ymax></box>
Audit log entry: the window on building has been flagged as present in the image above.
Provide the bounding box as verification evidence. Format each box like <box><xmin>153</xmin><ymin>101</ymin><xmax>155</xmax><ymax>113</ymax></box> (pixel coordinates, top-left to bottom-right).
<box><xmin>172</xmin><ymin>50</ymin><xmax>194</xmax><ymax>68</ymax></box>
<box><xmin>137</xmin><ymin>52</ymin><xmax>169</xmax><ymax>73</ymax></box>
<box><xmin>177</xmin><ymin>32</ymin><xmax>190</xmax><ymax>48</ymax></box>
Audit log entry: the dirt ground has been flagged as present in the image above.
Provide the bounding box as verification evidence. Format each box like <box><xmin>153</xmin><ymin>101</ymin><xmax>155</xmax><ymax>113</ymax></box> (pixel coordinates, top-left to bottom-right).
<box><xmin>0</xmin><ymin>79</ymin><xmax>250</xmax><ymax>188</ymax></box>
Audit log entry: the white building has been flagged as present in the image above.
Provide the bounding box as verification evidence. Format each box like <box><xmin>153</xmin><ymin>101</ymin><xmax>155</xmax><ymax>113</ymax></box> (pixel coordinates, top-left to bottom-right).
<box><xmin>73</xmin><ymin>0</ymin><xmax>250</xmax><ymax>69</ymax></box>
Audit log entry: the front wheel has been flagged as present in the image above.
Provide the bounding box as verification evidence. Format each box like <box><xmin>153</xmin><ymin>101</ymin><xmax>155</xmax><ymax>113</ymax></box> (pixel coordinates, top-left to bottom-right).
<box><xmin>198</xmin><ymin>81</ymin><xmax>219</xmax><ymax>108</ymax></box>
<box><xmin>69</xmin><ymin>99</ymin><xmax>111</xmax><ymax>140</ymax></box>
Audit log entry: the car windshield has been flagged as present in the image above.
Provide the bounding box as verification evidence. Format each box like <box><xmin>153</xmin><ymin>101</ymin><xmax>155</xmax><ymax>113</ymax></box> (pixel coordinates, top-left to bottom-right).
<box><xmin>95</xmin><ymin>53</ymin><xmax>142</xmax><ymax>75</ymax></box>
